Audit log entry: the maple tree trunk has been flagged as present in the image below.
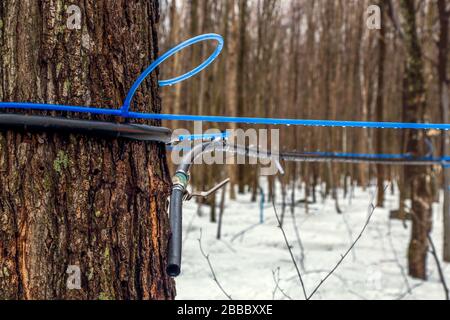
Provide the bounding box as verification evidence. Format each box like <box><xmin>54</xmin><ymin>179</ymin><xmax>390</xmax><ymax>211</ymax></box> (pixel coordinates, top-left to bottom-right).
<box><xmin>437</xmin><ymin>0</ymin><xmax>450</xmax><ymax>262</ymax></box>
<box><xmin>376</xmin><ymin>0</ymin><xmax>387</xmax><ymax>207</ymax></box>
<box><xmin>0</xmin><ymin>0</ymin><xmax>175</xmax><ymax>299</ymax></box>
<box><xmin>400</xmin><ymin>0</ymin><xmax>433</xmax><ymax>280</ymax></box>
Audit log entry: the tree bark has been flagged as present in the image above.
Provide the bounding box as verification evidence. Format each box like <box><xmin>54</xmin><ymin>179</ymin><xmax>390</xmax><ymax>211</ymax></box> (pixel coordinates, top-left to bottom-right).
<box><xmin>225</xmin><ymin>0</ymin><xmax>238</xmax><ymax>200</ymax></box>
<box><xmin>400</xmin><ymin>0</ymin><xmax>433</xmax><ymax>280</ymax></box>
<box><xmin>376</xmin><ymin>0</ymin><xmax>387</xmax><ymax>207</ymax></box>
<box><xmin>437</xmin><ymin>0</ymin><xmax>450</xmax><ymax>262</ymax></box>
<box><xmin>237</xmin><ymin>0</ymin><xmax>248</xmax><ymax>195</ymax></box>
<box><xmin>0</xmin><ymin>0</ymin><xmax>175</xmax><ymax>299</ymax></box>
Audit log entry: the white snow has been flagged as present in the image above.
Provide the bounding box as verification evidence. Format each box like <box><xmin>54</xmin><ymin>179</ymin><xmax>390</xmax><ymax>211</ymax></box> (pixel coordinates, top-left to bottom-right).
<box><xmin>175</xmin><ymin>181</ymin><xmax>450</xmax><ymax>300</ymax></box>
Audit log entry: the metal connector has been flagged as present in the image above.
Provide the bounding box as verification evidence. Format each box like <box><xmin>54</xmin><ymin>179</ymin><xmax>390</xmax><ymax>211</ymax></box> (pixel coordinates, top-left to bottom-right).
<box><xmin>184</xmin><ymin>178</ymin><xmax>230</xmax><ymax>201</ymax></box>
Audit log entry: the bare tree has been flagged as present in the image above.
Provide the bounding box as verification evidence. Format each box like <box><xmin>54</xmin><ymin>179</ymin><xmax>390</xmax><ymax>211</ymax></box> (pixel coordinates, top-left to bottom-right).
<box><xmin>376</xmin><ymin>0</ymin><xmax>387</xmax><ymax>207</ymax></box>
<box><xmin>400</xmin><ymin>0</ymin><xmax>433</xmax><ymax>280</ymax></box>
<box><xmin>437</xmin><ymin>0</ymin><xmax>450</xmax><ymax>262</ymax></box>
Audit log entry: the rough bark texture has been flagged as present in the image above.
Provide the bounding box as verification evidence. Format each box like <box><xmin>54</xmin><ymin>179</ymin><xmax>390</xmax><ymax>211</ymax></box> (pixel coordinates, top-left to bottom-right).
<box><xmin>400</xmin><ymin>0</ymin><xmax>433</xmax><ymax>280</ymax></box>
<box><xmin>437</xmin><ymin>0</ymin><xmax>450</xmax><ymax>262</ymax></box>
<box><xmin>0</xmin><ymin>0</ymin><xmax>175</xmax><ymax>299</ymax></box>
<box><xmin>376</xmin><ymin>0</ymin><xmax>386</xmax><ymax>207</ymax></box>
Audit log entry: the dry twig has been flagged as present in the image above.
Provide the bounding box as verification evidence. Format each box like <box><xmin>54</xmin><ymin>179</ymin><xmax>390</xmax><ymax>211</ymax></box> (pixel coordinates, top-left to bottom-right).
<box><xmin>198</xmin><ymin>229</ymin><xmax>233</xmax><ymax>300</ymax></box>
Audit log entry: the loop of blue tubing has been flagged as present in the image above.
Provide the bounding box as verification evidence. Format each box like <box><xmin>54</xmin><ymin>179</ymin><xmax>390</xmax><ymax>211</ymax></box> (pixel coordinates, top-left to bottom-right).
<box><xmin>121</xmin><ymin>33</ymin><xmax>224</xmax><ymax>115</ymax></box>
<box><xmin>0</xmin><ymin>34</ymin><xmax>224</xmax><ymax>118</ymax></box>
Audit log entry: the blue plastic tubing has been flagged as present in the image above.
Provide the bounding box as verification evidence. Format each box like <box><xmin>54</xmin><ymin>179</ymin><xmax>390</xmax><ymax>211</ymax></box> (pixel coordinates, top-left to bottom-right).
<box><xmin>1</xmin><ymin>32</ymin><xmax>450</xmax><ymax>130</ymax></box>
<box><xmin>301</xmin><ymin>151</ymin><xmax>450</xmax><ymax>162</ymax></box>
<box><xmin>302</xmin><ymin>151</ymin><xmax>450</xmax><ymax>166</ymax></box>
<box><xmin>0</xmin><ymin>34</ymin><xmax>224</xmax><ymax>116</ymax></box>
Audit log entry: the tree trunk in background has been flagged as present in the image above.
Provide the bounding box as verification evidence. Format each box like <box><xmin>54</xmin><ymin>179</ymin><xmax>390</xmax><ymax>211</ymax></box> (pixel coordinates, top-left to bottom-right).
<box><xmin>0</xmin><ymin>0</ymin><xmax>175</xmax><ymax>299</ymax></box>
<box><xmin>376</xmin><ymin>0</ymin><xmax>387</xmax><ymax>207</ymax></box>
<box><xmin>166</xmin><ymin>0</ymin><xmax>182</xmax><ymax>131</ymax></box>
<box><xmin>189</xmin><ymin>0</ymin><xmax>199</xmax><ymax>116</ymax></box>
<box><xmin>437</xmin><ymin>0</ymin><xmax>450</xmax><ymax>262</ymax></box>
<box><xmin>237</xmin><ymin>0</ymin><xmax>248</xmax><ymax>195</ymax></box>
<box><xmin>400</xmin><ymin>0</ymin><xmax>433</xmax><ymax>280</ymax></box>
<box><xmin>226</xmin><ymin>0</ymin><xmax>238</xmax><ymax>200</ymax></box>
<box><xmin>358</xmin><ymin>6</ymin><xmax>370</xmax><ymax>190</ymax></box>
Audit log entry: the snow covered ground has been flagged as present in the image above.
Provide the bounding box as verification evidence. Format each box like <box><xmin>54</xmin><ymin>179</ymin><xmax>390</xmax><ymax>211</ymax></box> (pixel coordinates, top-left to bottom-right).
<box><xmin>175</xmin><ymin>181</ymin><xmax>449</xmax><ymax>300</ymax></box>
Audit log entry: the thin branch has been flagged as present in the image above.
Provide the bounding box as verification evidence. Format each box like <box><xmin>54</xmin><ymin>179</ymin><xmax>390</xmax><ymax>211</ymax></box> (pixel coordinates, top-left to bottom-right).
<box><xmin>387</xmin><ymin>218</ymin><xmax>411</xmax><ymax>294</ymax></box>
<box><xmin>306</xmin><ymin>184</ymin><xmax>388</xmax><ymax>300</ymax></box>
<box><xmin>290</xmin><ymin>204</ymin><xmax>306</xmax><ymax>271</ymax></box>
<box><xmin>230</xmin><ymin>222</ymin><xmax>264</xmax><ymax>242</ymax></box>
<box><xmin>271</xmin><ymin>267</ymin><xmax>293</xmax><ymax>300</ymax></box>
<box><xmin>219</xmin><ymin>239</ymin><xmax>237</xmax><ymax>253</ymax></box>
<box><xmin>271</xmin><ymin>195</ymin><xmax>308</xmax><ymax>300</ymax></box>
<box><xmin>393</xmin><ymin>268</ymin><xmax>437</xmax><ymax>301</ymax></box>
<box><xmin>302</xmin><ymin>269</ymin><xmax>368</xmax><ymax>300</ymax></box>
<box><xmin>407</xmin><ymin>206</ymin><xmax>450</xmax><ymax>300</ymax></box>
<box><xmin>182</xmin><ymin>210</ymin><xmax>197</xmax><ymax>246</ymax></box>
<box><xmin>341</xmin><ymin>210</ymin><xmax>357</xmax><ymax>262</ymax></box>
<box><xmin>427</xmin><ymin>233</ymin><xmax>450</xmax><ymax>300</ymax></box>
<box><xmin>272</xmin><ymin>268</ymin><xmax>280</xmax><ymax>300</ymax></box>
<box><xmin>395</xmin><ymin>282</ymin><xmax>425</xmax><ymax>300</ymax></box>
<box><xmin>198</xmin><ymin>229</ymin><xmax>233</xmax><ymax>300</ymax></box>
